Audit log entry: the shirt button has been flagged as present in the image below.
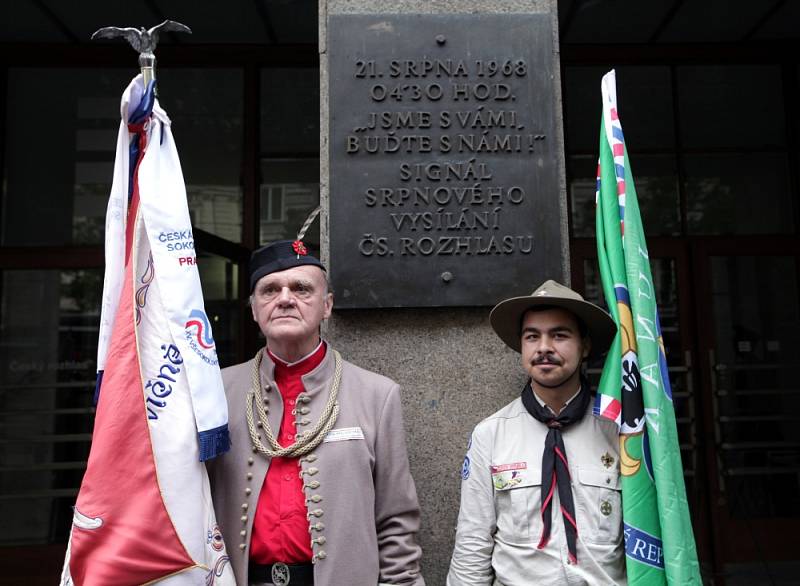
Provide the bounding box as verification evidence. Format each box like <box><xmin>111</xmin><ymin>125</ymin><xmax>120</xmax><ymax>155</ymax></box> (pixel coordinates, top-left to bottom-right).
<box><xmin>287</xmin><ymin>434</ymin><xmax>294</xmax><ymax>440</ymax></box>
<box><xmin>289</xmin><ymin>399</ymin><xmax>296</xmax><ymax>406</ymax></box>
<box><xmin>284</xmin><ymin>474</ymin><xmax>292</xmax><ymax>481</ymax></box>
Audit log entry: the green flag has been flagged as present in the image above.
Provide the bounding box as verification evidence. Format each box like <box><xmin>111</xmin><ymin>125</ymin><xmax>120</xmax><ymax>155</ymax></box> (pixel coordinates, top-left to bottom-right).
<box><xmin>594</xmin><ymin>70</ymin><xmax>701</xmax><ymax>585</ymax></box>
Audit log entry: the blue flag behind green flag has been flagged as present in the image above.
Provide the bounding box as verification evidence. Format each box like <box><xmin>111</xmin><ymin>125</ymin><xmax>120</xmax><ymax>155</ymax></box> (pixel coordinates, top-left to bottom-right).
<box><xmin>594</xmin><ymin>70</ymin><xmax>701</xmax><ymax>584</ymax></box>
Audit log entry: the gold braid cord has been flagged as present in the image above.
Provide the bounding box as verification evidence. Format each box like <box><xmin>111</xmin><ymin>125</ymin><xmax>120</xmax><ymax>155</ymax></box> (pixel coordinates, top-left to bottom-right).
<box><xmin>246</xmin><ymin>349</ymin><xmax>342</xmax><ymax>459</ymax></box>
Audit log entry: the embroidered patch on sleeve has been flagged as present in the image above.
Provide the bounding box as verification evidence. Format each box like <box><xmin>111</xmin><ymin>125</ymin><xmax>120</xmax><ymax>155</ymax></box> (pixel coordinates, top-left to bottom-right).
<box><xmin>461</xmin><ymin>455</ymin><xmax>471</xmax><ymax>480</ymax></box>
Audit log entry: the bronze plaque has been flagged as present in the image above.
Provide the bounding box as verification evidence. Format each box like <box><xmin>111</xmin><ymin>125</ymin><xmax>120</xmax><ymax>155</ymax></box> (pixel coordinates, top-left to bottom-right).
<box><xmin>329</xmin><ymin>13</ymin><xmax>565</xmax><ymax>308</ymax></box>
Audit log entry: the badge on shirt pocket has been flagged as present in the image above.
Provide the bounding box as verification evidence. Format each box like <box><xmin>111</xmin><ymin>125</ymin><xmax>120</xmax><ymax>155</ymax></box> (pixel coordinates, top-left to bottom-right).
<box><xmin>492</xmin><ymin>463</ymin><xmax>541</xmax><ymax>542</ymax></box>
<box><xmin>575</xmin><ymin>466</ymin><xmax>622</xmax><ymax>545</ymax></box>
<box><xmin>490</xmin><ymin>462</ymin><xmax>527</xmax><ymax>490</ymax></box>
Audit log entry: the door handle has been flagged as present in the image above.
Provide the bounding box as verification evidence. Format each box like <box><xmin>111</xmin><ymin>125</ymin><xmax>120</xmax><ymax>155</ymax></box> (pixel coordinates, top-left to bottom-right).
<box><xmin>709</xmin><ymin>349</ymin><xmax>726</xmax><ymax>498</ymax></box>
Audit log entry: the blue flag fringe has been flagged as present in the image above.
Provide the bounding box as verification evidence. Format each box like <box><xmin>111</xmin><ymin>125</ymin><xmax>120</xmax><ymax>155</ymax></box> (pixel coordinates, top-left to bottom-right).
<box><xmin>198</xmin><ymin>424</ymin><xmax>231</xmax><ymax>461</ymax></box>
<box><xmin>93</xmin><ymin>370</ymin><xmax>104</xmax><ymax>406</ymax></box>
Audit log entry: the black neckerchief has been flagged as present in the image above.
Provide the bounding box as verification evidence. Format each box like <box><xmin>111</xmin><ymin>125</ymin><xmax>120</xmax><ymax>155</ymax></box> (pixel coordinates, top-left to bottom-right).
<box><xmin>520</xmin><ymin>378</ymin><xmax>591</xmax><ymax>565</ymax></box>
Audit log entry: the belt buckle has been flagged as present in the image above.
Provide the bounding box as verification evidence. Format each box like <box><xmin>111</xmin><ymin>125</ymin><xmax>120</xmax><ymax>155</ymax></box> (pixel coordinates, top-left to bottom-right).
<box><xmin>271</xmin><ymin>562</ymin><xmax>290</xmax><ymax>586</ymax></box>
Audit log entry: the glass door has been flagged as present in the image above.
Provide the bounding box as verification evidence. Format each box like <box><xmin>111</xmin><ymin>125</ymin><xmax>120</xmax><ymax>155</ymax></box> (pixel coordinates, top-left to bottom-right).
<box><xmin>694</xmin><ymin>241</ymin><xmax>800</xmax><ymax>577</ymax></box>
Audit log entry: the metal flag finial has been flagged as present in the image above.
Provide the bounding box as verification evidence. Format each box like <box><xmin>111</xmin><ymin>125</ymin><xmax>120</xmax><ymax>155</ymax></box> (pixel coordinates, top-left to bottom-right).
<box><xmin>90</xmin><ymin>20</ymin><xmax>192</xmax><ymax>90</ymax></box>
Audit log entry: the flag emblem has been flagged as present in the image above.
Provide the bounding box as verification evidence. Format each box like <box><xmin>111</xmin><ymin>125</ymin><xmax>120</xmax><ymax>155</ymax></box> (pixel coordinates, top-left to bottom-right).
<box><xmin>186</xmin><ymin>308</ymin><xmax>215</xmax><ymax>349</ymax></box>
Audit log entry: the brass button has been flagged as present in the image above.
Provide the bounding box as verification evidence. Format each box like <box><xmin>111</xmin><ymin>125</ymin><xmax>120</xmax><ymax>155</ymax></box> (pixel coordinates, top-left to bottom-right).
<box><xmin>600</xmin><ymin>500</ymin><xmax>613</xmax><ymax>516</ymax></box>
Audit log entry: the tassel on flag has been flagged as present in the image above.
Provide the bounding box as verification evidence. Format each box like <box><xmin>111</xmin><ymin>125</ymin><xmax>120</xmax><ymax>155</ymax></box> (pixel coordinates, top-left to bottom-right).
<box><xmin>60</xmin><ymin>76</ymin><xmax>235</xmax><ymax>586</ymax></box>
<box><xmin>594</xmin><ymin>70</ymin><xmax>701</xmax><ymax>585</ymax></box>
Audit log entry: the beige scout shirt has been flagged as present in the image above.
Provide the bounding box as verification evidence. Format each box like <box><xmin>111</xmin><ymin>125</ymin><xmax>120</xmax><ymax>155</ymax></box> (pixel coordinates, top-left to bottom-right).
<box><xmin>447</xmin><ymin>395</ymin><xmax>627</xmax><ymax>586</ymax></box>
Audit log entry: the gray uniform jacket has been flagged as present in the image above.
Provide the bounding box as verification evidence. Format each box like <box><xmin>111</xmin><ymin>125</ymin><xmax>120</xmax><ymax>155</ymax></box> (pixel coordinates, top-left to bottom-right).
<box><xmin>209</xmin><ymin>346</ymin><xmax>425</xmax><ymax>586</ymax></box>
<box><xmin>447</xmin><ymin>396</ymin><xmax>626</xmax><ymax>586</ymax></box>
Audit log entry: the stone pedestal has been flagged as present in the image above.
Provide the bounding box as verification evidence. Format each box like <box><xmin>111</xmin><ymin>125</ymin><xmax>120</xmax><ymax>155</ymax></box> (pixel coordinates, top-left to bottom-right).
<box><xmin>320</xmin><ymin>1</ymin><xmax>565</xmax><ymax>582</ymax></box>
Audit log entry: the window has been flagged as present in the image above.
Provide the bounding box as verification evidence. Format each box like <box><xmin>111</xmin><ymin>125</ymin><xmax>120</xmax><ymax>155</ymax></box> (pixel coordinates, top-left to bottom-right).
<box><xmin>564</xmin><ymin>64</ymin><xmax>797</xmax><ymax>236</ymax></box>
<box><xmin>259</xmin><ymin>69</ymin><xmax>320</xmax><ymax>248</ymax></box>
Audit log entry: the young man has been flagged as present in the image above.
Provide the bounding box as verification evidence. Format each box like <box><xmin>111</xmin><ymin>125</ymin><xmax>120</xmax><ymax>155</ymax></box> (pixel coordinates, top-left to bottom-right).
<box><xmin>447</xmin><ymin>280</ymin><xmax>626</xmax><ymax>586</ymax></box>
<box><xmin>209</xmin><ymin>239</ymin><xmax>424</xmax><ymax>586</ymax></box>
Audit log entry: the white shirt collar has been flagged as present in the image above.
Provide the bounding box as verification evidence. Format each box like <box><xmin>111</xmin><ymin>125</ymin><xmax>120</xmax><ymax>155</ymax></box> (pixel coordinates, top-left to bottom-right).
<box><xmin>532</xmin><ymin>385</ymin><xmax>582</xmax><ymax>415</ymax></box>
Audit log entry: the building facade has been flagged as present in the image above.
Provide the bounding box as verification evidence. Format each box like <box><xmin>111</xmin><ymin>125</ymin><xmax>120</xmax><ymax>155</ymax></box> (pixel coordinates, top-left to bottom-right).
<box><xmin>1</xmin><ymin>1</ymin><xmax>799</xmax><ymax>583</ymax></box>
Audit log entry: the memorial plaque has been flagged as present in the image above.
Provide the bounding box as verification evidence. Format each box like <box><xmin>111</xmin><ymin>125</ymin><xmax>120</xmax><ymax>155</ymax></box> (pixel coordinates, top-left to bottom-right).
<box><xmin>329</xmin><ymin>13</ymin><xmax>565</xmax><ymax>308</ymax></box>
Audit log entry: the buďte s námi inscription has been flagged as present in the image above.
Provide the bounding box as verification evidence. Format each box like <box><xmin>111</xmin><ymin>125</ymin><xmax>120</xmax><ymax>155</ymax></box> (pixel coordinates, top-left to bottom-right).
<box><xmin>328</xmin><ymin>13</ymin><xmax>565</xmax><ymax>308</ymax></box>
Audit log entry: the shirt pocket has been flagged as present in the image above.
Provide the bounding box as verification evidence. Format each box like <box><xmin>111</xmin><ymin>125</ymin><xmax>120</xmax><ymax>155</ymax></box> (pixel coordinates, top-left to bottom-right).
<box><xmin>494</xmin><ymin>467</ymin><xmax>542</xmax><ymax>543</ymax></box>
<box><xmin>575</xmin><ymin>466</ymin><xmax>622</xmax><ymax>545</ymax></box>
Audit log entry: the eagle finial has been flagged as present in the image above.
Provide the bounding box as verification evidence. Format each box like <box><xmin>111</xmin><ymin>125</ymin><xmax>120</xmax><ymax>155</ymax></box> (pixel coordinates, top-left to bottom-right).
<box><xmin>91</xmin><ymin>20</ymin><xmax>192</xmax><ymax>89</ymax></box>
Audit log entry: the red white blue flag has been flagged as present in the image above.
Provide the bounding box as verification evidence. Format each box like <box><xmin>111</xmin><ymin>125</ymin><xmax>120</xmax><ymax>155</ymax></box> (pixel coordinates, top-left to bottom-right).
<box><xmin>60</xmin><ymin>76</ymin><xmax>235</xmax><ymax>586</ymax></box>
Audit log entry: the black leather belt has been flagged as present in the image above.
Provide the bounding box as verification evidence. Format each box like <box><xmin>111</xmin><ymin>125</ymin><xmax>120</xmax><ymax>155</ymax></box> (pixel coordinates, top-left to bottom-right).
<box><xmin>248</xmin><ymin>561</ymin><xmax>314</xmax><ymax>586</ymax></box>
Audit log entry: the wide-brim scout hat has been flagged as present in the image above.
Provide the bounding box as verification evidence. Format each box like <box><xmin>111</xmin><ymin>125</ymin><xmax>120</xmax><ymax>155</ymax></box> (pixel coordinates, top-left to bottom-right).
<box><xmin>489</xmin><ymin>279</ymin><xmax>617</xmax><ymax>357</ymax></box>
<box><xmin>249</xmin><ymin>207</ymin><xmax>325</xmax><ymax>292</ymax></box>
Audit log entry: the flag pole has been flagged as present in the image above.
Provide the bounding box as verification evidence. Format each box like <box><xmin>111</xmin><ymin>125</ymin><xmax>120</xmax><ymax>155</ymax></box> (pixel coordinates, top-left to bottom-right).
<box><xmin>140</xmin><ymin>48</ymin><xmax>156</xmax><ymax>90</ymax></box>
<box><xmin>90</xmin><ymin>20</ymin><xmax>193</xmax><ymax>93</ymax></box>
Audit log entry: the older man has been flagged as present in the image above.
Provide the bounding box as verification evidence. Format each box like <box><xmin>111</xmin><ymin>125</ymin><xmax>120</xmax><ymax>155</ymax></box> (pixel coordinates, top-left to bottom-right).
<box><xmin>210</xmin><ymin>238</ymin><xmax>424</xmax><ymax>586</ymax></box>
<box><xmin>447</xmin><ymin>280</ymin><xmax>626</xmax><ymax>586</ymax></box>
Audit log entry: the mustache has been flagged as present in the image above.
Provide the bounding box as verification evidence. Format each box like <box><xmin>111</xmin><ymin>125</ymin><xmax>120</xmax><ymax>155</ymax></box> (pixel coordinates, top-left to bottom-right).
<box><xmin>532</xmin><ymin>354</ymin><xmax>562</xmax><ymax>366</ymax></box>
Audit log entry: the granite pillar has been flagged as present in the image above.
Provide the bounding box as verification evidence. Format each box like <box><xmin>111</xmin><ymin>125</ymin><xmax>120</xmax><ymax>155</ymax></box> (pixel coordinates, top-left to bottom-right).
<box><xmin>320</xmin><ymin>1</ymin><xmax>566</xmax><ymax>582</ymax></box>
